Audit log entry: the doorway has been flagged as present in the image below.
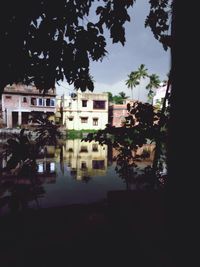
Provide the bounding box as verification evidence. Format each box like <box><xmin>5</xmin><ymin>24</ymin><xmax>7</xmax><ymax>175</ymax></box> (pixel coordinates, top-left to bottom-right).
<box><xmin>12</xmin><ymin>112</ymin><xmax>18</xmax><ymax>127</ymax></box>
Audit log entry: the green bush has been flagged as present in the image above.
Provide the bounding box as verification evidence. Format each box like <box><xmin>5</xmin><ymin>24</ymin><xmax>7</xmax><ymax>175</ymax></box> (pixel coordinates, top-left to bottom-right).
<box><xmin>66</xmin><ymin>130</ymin><xmax>98</xmax><ymax>139</ymax></box>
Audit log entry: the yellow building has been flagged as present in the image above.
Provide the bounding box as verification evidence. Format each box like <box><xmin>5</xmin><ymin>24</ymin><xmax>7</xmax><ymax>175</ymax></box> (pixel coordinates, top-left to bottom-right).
<box><xmin>56</xmin><ymin>90</ymin><xmax>108</xmax><ymax>130</ymax></box>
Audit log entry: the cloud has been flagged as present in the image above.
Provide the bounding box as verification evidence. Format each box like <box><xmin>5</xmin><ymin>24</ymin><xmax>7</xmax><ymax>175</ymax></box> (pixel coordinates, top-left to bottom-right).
<box><xmin>89</xmin><ymin>0</ymin><xmax>170</xmax><ymax>90</ymax></box>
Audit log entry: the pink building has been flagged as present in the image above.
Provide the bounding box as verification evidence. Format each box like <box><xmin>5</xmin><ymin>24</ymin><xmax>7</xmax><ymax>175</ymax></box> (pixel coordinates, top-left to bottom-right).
<box><xmin>1</xmin><ymin>84</ymin><xmax>56</xmax><ymax>128</ymax></box>
<box><xmin>109</xmin><ymin>104</ymin><xmax>128</xmax><ymax>127</ymax></box>
<box><xmin>109</xmin><ymin>100</ymin><xmax>135</xmax><ymax>127</ymax></box>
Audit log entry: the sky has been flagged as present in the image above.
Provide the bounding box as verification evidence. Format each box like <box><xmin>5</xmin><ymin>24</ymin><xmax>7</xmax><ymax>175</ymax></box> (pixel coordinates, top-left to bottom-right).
<box><xmin>56</xmin><ymin>0</ymin><xmax>170</xmax><ymax>102</ymax></box>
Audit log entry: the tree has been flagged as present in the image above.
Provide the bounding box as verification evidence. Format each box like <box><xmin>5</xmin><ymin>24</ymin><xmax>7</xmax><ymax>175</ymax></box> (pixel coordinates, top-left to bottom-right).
<box><xmin>145</xmin><ymin>0</ymin><xmax>172</xmax><ymax>50</ymax></box>
<box><xmin>126</xmin><ymin>66</ymin><xmax>161</xmax><ymax>103</ymax></box>
<box><xmin>0</xmin><ymin>0</ymin><xmax>135</xmax><ymax>94</ymax></box>
<box><xmin>107</xmin><ymin>92</ymin><xmax>113</xmax><ymax>102</ymax></box>
<box><xmin>146</xmin><ymin>73</ymin><xmax>161</xmax><ymax>103</ymax></box>
<box><xmin>107</xmin><ymin>91</ymin><xmax>129</xmax><ymax>104</ymax></box>
<box><xmin>125</xmin><ymin>71</ymin><xmax>140</xmax><ymax>100</ymax></box>
<box><xmin>126</xmin><ymin>64</ymin><xmax>148</xmax><ymax>101</ymax></box>
<box><xmin>3</xmin><ymin>0</ymin><xmax>190</xmax><ymax>264</ymax></box>
<box><xmin>118</xmin><ymin>91</ymin><xmax>128</xmax><ymax>99</ymax></box>
<box><xmin>137</xmin><ymin>64</ymin><xmax>148</xmax><ymax>80</ymax></box>
<box><xmin>0</xmin><ymin>0</ymin><xmax>172</xmax><ymax>94</ymax></box>
<box><xmin>136</xmin><ymin>64</ymin><xmax>148</xmax><ymax>100</ymax></box>
<box><xmin>83</xmin><ymin>100</ymin><xmax>167</xmax><ymax>189</ymax></box>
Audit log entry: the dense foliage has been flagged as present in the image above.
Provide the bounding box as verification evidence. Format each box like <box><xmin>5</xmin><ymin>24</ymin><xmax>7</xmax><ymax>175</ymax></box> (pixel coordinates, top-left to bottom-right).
<box><xmin>83</xmin><ymin>97</ymin><xmax>170</xmax><ymax>189</ymax></box>
<box><xmin>1</xmin><ymin>117</ymin><xmax>61</xmax><ymax>176</ymax></box>
<box><xmin>1</xmin><ymin>0</ymin><xmax>172</xmax><ymax>93</ymax></box>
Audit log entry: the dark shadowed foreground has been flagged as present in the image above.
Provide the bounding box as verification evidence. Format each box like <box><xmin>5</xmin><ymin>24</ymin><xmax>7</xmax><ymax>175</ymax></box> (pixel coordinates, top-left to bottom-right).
<box><xmin>0</xmin><ymin>190</ymin><xmax>173</xmax><ymax>267</ymax></box>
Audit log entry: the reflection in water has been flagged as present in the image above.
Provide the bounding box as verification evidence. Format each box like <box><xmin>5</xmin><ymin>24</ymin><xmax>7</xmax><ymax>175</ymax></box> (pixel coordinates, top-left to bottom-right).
<box><xmin>60</xmin><ymin>139</ymin><xmax>108</xmax><ymax>181</ymax></box>
<box><xmin>0</xmin><ymin>139</ymin><xmax>155</xmax><ymax>215</ymax></box>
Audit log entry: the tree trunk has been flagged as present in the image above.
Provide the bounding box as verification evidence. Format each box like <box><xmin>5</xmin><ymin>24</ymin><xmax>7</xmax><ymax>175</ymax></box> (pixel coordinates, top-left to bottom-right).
<box><xmin>166</xmin><ymin>1</ymin><xmax>198</xmax><ymax>265</ymax></box>
<box><xmin>152</xmin><ymin>75</ymin><xmax>171</xmax><ymax>174</ymax></box>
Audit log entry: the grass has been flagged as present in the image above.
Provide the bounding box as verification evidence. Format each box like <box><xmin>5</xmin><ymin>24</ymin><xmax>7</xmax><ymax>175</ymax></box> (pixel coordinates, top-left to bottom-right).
<box><xmin>66</xmin><ymin>129</ymin><xmax>98</xmax><ymax>139</ymax></box>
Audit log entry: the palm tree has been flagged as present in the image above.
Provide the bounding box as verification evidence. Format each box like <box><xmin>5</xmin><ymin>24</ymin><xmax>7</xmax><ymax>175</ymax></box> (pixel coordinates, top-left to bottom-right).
<box><xmin>146</xmin><ymin>74</ymin><xmax>161</xmax><ymax>104</ymax></box>
<box><xmin>136</xmin><ymin>64</ymin><xmax>148</xmax><ymax>100</ymax></box>
<box><xmin>137</xmin><ymin>64</ymin><xmax>148</xmax><ymax>79</ymax></box>
<box><xmin>125</xmin><ymin>71</ymin><xmax>139</xmax><ymax>100</ymax></box>
<box><xmin>118</xmin><ymin>91</ymin><xmax>128</xmax><ymax>99</ymax></box>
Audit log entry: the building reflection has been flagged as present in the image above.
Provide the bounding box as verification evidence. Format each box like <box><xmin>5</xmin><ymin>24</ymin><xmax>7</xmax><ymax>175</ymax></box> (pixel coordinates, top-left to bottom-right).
<box><xmin>0</xmin><ymin>139</ymin><xmax>108</xmax><ymax>185</ymax></box>
<box><xmin>36</xmin><ymin>159</ymin><xmax>56</xmax><ymax>184</ymax></box>
<box><xmin>0</xmin><ymin>136</ymin><xmax>161</xmax><ymax>215</ymax></box>
<box><xmin>59</xmin><ymin>139</ymin><xmax>108</xmax><ymax>181</ymax></box>
<box><xmin>0</xmin><ymin>149</ymin><xmax>57</xmax><ymax>214</ymax></box>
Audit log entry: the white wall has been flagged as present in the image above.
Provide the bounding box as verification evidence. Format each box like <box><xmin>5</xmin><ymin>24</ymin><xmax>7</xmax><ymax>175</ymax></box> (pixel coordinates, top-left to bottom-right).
<box><xmin>153</xmin><ymin>85</ymin><xmax>167</xmax><ymax>107</ymax></box>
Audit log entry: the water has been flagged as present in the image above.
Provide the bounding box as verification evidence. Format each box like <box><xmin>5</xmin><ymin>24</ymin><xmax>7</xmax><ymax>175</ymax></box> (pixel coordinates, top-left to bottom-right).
<box><xmin>0</xmin><ymin>139</ymin><xmax>153</xmax><ymax>216</ymax></box>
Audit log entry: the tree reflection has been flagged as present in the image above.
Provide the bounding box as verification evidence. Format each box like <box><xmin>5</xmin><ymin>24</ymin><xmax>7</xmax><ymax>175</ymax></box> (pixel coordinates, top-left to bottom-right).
<box><xmin>0</xmin><ymin>167</ymin><xmax>46</xmax><ymax>214</ymax></box>
<box><xmin>8</xmin><ymin>183</ymin><xmax>45</xmax><ymax>214</ymax></box>
<box><xmin>81</xmin><ymin>175</ymin><xmax>92</xmax><ymax>184</ymax></box>
<box><xmin>113</xmin><ymin>144</ymin><xmax>158</xmax><ymax>191</ymax></box>
<box><xmin>84</xmin><ymin>99</ymin><xmax>169</xmax><ymax>190</ymax></box>
<box><xmin>0</xmin><ymin>117</ymin><xmax>60</xmax><ymax>214</ymax></box>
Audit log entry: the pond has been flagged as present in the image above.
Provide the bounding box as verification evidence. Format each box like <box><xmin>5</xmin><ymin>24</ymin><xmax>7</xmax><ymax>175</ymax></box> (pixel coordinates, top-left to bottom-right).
<box><xmin>0</xmin><ymin>139</ymin><xmax>154</xmax><ymax>216</ymax></box>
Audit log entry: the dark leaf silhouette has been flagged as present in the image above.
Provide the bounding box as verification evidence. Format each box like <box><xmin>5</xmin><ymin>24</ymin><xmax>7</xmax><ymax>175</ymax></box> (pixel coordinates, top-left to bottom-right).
<box><xmin>0</xmin><ymin>0</ymin><xmax>171</xmax><ymax>93</ymax></box>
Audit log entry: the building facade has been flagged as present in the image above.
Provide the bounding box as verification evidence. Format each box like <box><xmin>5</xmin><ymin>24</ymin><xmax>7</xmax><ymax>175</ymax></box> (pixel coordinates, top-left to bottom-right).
<box><xmin>153</xmin><ymin>84</ymin><xmax>169</xmax><ymax>108</ymax></box>
<box><xmin>109</xmin><ymin>99</ymin><xmax>135</xmax><ymax>127</ymax></box>
<box><xmin>109</xmin><ymin>104</ymin><xmax>129</xmax><ymax>127</ymax></box>
<box><xmin>2</xmin><ymin>84</ymin><xmax>56</xmax><ymax>128</ymax></box>
<box><xmin>56</xmin><ymin>90</ymin><xmax>108</xmax><ymax>130</ymax></box>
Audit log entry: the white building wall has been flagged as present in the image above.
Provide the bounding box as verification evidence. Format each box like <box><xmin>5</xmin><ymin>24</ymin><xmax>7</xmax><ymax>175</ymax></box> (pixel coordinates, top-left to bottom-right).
<box><xmin>153</xmin><ymin>85</ymin><xmax>167</xmax><ymax>107</ymax></box>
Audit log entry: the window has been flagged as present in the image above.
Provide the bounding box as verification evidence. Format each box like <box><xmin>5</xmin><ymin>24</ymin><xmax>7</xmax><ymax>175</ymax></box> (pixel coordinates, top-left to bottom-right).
<box><xmin>92</xmin><ymin>144</ymin><xmax>98</xmax><ymax>152</ymax></box>
<box><xmin>93</xmin><ymin>118</ymin><xmax>98</xmax><ymax>126</ymax></box>
<box><xmin>50</xmin><ymin>99</ymin><xmax>55</xmax><ymax>106</ymax></box>
<box><xmin>38</xmin><ymin>98</ymin><xmax>43</xmax><ymax>106</ymax></box>
<box><xmin>5</xmin><ymin>96</ymin><xmax>12</xmax><ymax>99</ymax></box>
<box><xmin>46</xmin><ymin>98</ymin><xmax>51</xmax><ymax>106</ymax></box>
<box><xmin>68</xmin><ymin>148</ymin><xmax>73</xmax><ymax>153</ymax></box>
<box><xmin>46</xmin><ymin>162</ymin><xmax>56</xmax><ymax>173</ymax></box>
<box><xmin>38</xmin><ymin>163</ymin><xmax>44</xmax><ymax>173</ymax></box>
<box><xmin>31</xmin><ymin>97</ymin><xmax>37</xmax><ymax>106</ymax></box>
<box><xmin>93</xmin><ymin>100</ymin><xmax>106</xmax><ymax>109</ymax></box>
<box><xmin>92</xmin><ymin>160</ymin><xmax>105</xmax><ymax>169</ymax></box>
<box><xmin>80</xmin><ymin>146</ymin><xmax>88</xmax><ymax>152</ymax></box>
<box><xmin>82</xmin><ymin>100</ymin><xmax>87</xmax><ymax>107</ymax></box>
<box><xmin>22</xmin><ymin>97</ymin><xmax>27</xmax><ymax>103</ymax></box>
<box><xmin>68</xmin><ymin>117</ymin><xmax>73</xmax><ymax>121</ymax></box>
<box><xmin>50</xmin><ymin>162</ymin><xmax>55</xmax><ymax>172</ymax></box>
<box><xmin>81</xmin><ymin>117</ymin><xmax>88</xmax><ymax>123</ymax></box>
